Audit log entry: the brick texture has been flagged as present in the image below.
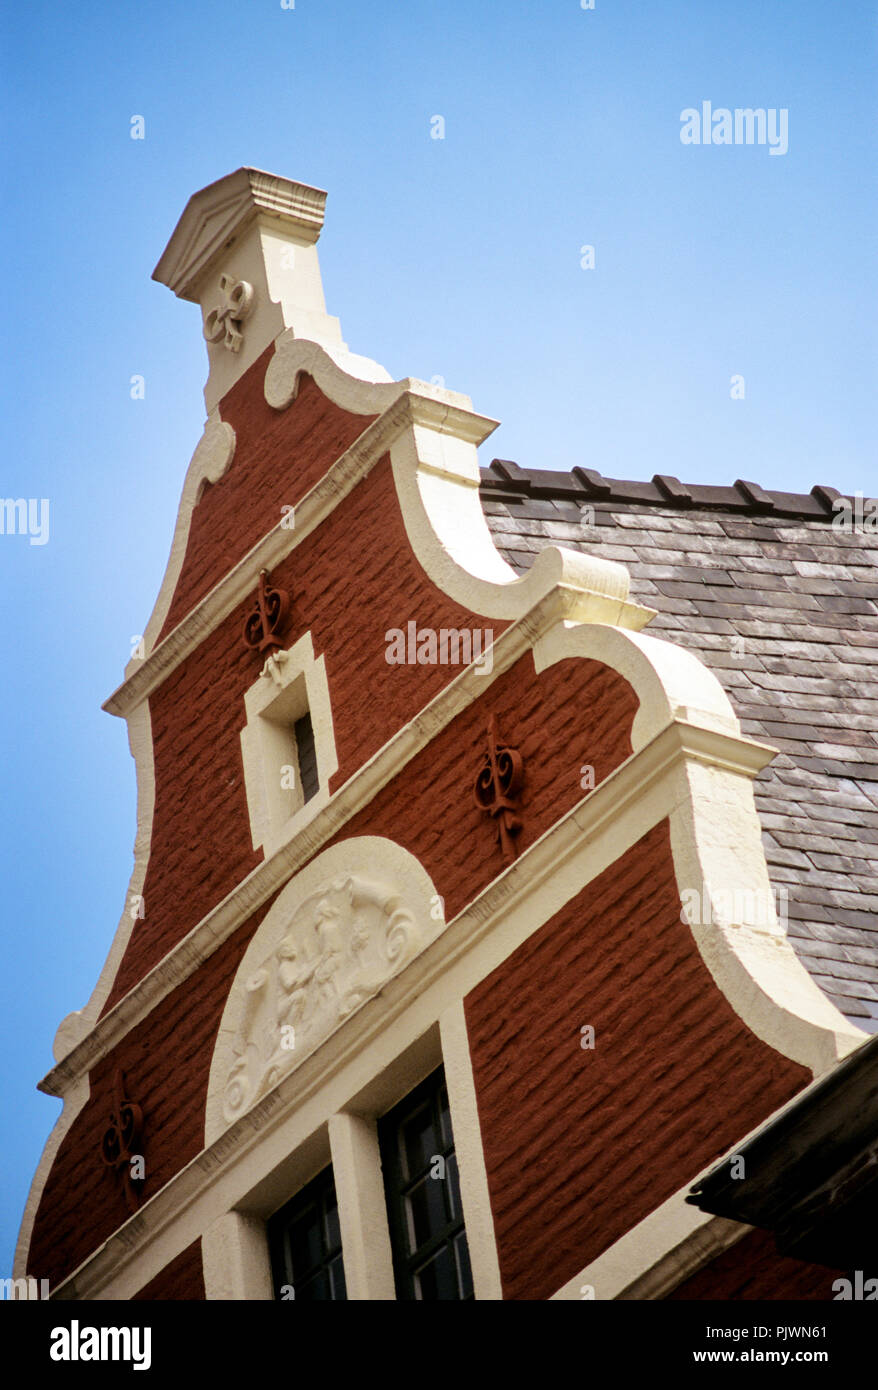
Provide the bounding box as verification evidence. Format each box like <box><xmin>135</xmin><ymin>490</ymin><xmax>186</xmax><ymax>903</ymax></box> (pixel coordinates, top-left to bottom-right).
<box><xmin>106</xmin><ymin>451</ymin><xmax>522</xmax><ymax>1005</ymax></box>
<box><xmin>32</xmin><ymin>344</ymin><xmax>640</xmax><ymax>1284</ymax></box>
<box><xmin>159</xmin><ymin>357</ymin><xmax>376</xmax><ymax>635</ymax></box>
<box><xmin>30</xmin><ymin>352</ymin><xmax>818</xmax><ymax>1303</ymax></box>
<box><xmin>464</xmin><ymin>819</ymin><xmax>812</xmax><ymax>1301</ymax></box>
<box><xmin>29</xmin><ymin>895</ymin><xmax>280</xmax><ymax>1289</ymax></box>
<box><xmin>30</xmin><ymin>648</ymin><xmax>635</xmax><ymax>1286</ymax></box>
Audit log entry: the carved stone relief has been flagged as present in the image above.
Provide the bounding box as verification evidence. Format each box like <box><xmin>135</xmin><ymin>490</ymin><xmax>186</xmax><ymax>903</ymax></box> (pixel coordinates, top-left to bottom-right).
<box><xmin>215</xmin><ymin>846</ymin><xmax>442</xmax><ymax>1131</ymax></box>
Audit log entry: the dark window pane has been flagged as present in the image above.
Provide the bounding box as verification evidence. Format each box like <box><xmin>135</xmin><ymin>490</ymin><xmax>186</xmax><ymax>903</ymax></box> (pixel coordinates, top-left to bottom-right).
<box><xmin>288</xmin><ymin>1204</ymin><xmax>323</xmax><ymax>1277</ymax></box>
<box><xmin>328</xmin><ymin>1255</ymin><xmax>346</xmax><ymax>1301</ymax></box>
<box><xmin>406</xmin><ymin>1173</ymin><xmax>448</xmax><ymax>1250</ymax></box>
<box><xmin>267</xmin><ymin>1167</ymin><xmax>347</xmax><ymax>1301</ymax></box>
<box><xmin>294</xmin><ymin>712</ymin><xmax>319</xmax><ymax>803</ymax></box>
<box><xmin>297</xmin><ymin>1268</ymin><xmax>330</xmax><ymax>1301</ymax></box>
<box><xmin>438</xmin><ymin>1086</ymin><xmax>452</xmax><ymax>1149</ymax></box>
<box><xmin>401</xmin><ymin>1100</ymin><xmax>436</xmax><ymax>1180</ymax></box>
<box><xmin>414</xmin><ymin>1245</ymin><xmax>458</xmax><ymax>1301</ymax></box>
<box><xmin>324</xmin><ymin>1189</ymin><xmax>341</xmax><ymax>1250</ymax></box>
<box><xmin>378</xmin><ymin>1067</ymin><xmax>473</xmax><ymax>1300</ymax></box>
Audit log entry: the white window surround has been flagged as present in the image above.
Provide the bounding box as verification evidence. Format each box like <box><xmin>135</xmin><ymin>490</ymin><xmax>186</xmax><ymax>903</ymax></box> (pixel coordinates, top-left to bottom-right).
<box><xmin>203</xmin><ymin>1008</ymin><xmax>502</xmax><ymax>1300</ymax></box>
<box><xmin>239</xmin><ymin>631</ymin><xmax>338</xmax><ymax>858</ymax></box>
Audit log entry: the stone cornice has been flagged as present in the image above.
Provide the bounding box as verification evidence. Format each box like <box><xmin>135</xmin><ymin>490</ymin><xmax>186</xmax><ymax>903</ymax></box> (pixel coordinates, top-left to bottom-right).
<box><xmin>153</xmin><ymin>168</ymin><xmax>330</xmax><ymax>302</ymax></box>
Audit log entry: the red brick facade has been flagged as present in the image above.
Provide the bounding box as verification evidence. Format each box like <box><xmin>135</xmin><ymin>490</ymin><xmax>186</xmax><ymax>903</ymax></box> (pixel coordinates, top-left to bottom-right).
<box><xmin>27</xmin><ymin>351</ymin><xmax>642</xmax><ymax>1289</ymax></box>
<box><xmin>464</xmin><ymin>820</ymin><xmax>811</xmax><ymax>1301</ymax></box>
<box><xmin>25</xmin><ymin>340</ymin><xmax>821</xmax><ymax>1301</ymax></box>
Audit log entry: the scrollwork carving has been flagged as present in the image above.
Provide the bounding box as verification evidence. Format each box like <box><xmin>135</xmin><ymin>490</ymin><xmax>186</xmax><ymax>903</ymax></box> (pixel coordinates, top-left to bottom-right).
<box><xmin>221</xmin><ymin>872</ymin><xmax>428</xmax><ymax>1125</ymax></box>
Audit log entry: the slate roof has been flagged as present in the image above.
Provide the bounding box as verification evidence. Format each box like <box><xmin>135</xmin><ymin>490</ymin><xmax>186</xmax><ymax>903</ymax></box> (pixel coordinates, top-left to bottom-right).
<box><xmin>480</xmin><ymin>462</ymin><xmax>878</xmax><ymax>1033</ymax></box>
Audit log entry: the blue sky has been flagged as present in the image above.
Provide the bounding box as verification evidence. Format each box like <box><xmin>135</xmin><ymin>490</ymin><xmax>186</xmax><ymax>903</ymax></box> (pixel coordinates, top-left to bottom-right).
<box><xmin>1</xmin><ymin>0</ymin><xmax>875</xmax><ymax>1277</ymax></box>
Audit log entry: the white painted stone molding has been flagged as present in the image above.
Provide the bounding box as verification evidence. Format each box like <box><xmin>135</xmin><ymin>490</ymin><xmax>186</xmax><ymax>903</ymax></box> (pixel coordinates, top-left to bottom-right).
<box><xmin>264</xmin><ymin>336</ymin><xmax>656</xmax><ymax>630</ymax></box>
<box><xmin>153</xmin><ymin>168</ymin><xmax>350</xmax><ymax>410</ymax></box>
<box><xmin>206</xmin><ymin>839</ymin><xmax>445</xmax><ymax>1143</ymax></box>
<box><xmin>532</xmin><ymin>621</ymin><xmax>865</xmax><ymax>1075</ymax></box>
<box><xmin>203</xmin><ymin>274</ymin><xmax>255</xmax><ymax>353</ymax></box>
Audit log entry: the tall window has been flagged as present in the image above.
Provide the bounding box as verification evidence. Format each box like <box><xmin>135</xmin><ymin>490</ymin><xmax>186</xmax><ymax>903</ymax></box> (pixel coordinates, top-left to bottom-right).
<box><xmin>378</xmin><ymin>1068</ymin><xmax>474</xmax><ymax>1300</ymax></box>
<box><xmin>267</xmin><ymin>1166</ymin><xmax>346</xmax><ymax>1301</ymax></box>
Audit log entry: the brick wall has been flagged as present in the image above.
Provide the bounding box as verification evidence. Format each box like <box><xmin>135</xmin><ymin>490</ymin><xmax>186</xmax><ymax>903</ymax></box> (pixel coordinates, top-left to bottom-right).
<box><xmin>29</xmin><ymin>346</ymin><xmax>810</xmax><ymax>1302</ymax></box>
<box><xmin>464</xmin><ymin>819</ymin><xmax>812</xmax><ymax>1301</ymax></box>
<box><xmin>159</xmin><ymin>357</ymin><xmax>375</xmax><ymax>634</ymax></box>
<box><xmin>29</xmin><ymin>645</ymin><xmax>635</xmax><ymax>1286</ymax></box>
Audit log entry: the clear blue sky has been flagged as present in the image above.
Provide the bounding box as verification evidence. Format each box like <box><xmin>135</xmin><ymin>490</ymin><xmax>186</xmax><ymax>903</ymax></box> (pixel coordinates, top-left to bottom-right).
<box><xmin>1</xmin><ymin>0</ymin><xmax>875</xmax><ymax>1277</ymax></box>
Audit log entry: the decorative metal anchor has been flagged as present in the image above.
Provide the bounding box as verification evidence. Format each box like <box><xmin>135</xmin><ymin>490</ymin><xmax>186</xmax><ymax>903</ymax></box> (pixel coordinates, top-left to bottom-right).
<box><xmin>473</xmin><ymin>714</ymin><xmax>524</xmax><ymax>865</ymax></box>
<box><xmin>100</xmin><ymin>1068</ymin><xmax>144</xmax><ymax>1214</ymax></box>
<box><xmin>243</xmin><ymin>569</ymin><xmax>290</xmax><ymax>658</ymax></box>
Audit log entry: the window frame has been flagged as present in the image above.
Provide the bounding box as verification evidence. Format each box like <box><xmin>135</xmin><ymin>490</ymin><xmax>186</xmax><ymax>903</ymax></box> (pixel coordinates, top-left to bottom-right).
<box><xmin>378</xmin><ymin>1066</ymin><xmax>474</xmax><ymax>1300</ymax></box>
<box><xmin>266</xmin><ymin>1164</ymin><xmax>347</xmax><ymax>1301</ymax></box>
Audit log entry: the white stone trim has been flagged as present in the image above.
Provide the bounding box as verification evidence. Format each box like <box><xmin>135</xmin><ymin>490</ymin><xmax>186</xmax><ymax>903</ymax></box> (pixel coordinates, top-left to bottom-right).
<box><xmin>12</xmin><ymin>1075</ymin><xmax>89</xmax><ymax>1291</ymax></box>
<box><xmin>153</xmin><ymin>169</ymin><xmax>359</xmax><ymax>411</ymax></box>
<box><xmin>239</xmin><ymin>631</ymin><xmax>338</xmax><ymax>857</ymax></box>
<box><xmin>103</xmin><ymin>389</ymin><xmax>497</xmax><ymax>722</ymax></box>
<box><xmin>439</xmin><ymin>1001</ymin><xmax>503</xmax><ymax>1300</ymax></box>
<box><xmin>153</xmin><ymin>169</ymin><xmax>330</xmax><ymax>301</ymax></box>
<box><xmin>26</xmin><ymin>336</ymin><xmax>866</xmax><ymax>1290</ymax></box>
<box><xmin>388</xmin><ymin>427</ymin><xmax>651</xmax><ymax>628</ymax></box>
<box><xmin>534</xmin><ymin>624</ymin><xmax>864</xmax><ymax>1077</ymax></box>
<box><xmin>44</xmin><ymin>611</ymin><xmax>863</xmax><ymax>1107</ymax></box>
<box><xmin>105</xmin><ymin>339</ymin><xmax>655</xmax><ymax>723</ymax></box>
<box><xmin>201</xmin><ymin>1210</ymin><xmax>273</xmax><ymax>1300</ymax></box>
<box><xmin>616</xmin><ymin>1218</ymin><xmax>749</xmax><ymax>1301</ymax></box>
<box><xmin>328</xmin><ymin>1112</ymin><xmax>396</xmax><ymax>1300</ymax></box>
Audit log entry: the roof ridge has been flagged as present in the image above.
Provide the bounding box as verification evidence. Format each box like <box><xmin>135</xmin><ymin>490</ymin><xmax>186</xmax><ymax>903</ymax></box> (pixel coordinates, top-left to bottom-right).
<box><xmin>480</xmin><ymin>460</ymin><xmax>858</xmax><ymax>523</ymax></box>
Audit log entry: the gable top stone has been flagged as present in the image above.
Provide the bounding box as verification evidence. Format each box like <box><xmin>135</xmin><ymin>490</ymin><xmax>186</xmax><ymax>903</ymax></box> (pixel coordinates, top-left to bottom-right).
<box><xmin>152</xmin><ymin>167</ymin><xmax>349</xmax><ymax>411</ymax></box>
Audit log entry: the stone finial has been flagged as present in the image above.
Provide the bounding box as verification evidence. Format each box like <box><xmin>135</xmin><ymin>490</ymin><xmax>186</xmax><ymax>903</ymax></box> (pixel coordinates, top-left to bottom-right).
<box><xmin>152</xmin><ymin>167</ymin><xmax>347</xmax><ymax>411</ymax></box>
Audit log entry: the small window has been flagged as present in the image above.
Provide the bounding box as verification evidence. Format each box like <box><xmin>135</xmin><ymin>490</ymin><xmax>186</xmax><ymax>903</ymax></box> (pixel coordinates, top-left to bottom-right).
<box><xmin>293</xmin><ymin>711</ymin><xmax>319</xmax><ymax>805</ymax></box>
<box><xmin>378</xmin><ymin>1068</ymin><xmax>474</xmax><ymax>1300</ymax></box>
<box><xmin>240</xmin><ymin>631</ymin><xmax>338</xmax><ymax>857</ymax></box>
<box><xmin>267</xmin><ymin>1167</ymin><xmax>347</xmax><ymax>1301</ymax></box>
